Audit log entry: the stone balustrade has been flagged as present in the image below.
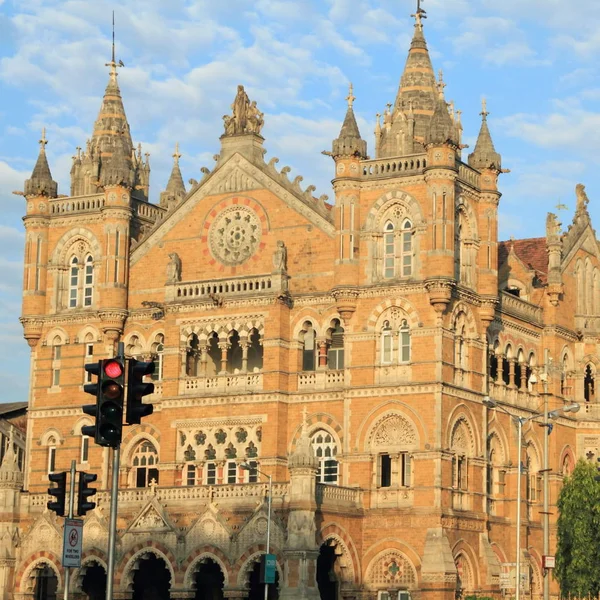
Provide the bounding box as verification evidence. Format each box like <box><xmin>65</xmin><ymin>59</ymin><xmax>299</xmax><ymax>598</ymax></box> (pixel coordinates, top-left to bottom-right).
<box><xmin>361</xmin><ymin>154</ymin><xmax>427</xmax><ymax>178</ymax></box>
<box><xmin>167</xmin><ymin>273</ymin><xmax>288</xmax><ymax>302</ymax></box>
<box><xmin>132</xmin><ymin>198</ymin><xmax>165</xmax><ymax>221</ymax></box>
<box><xmin>499</xmin><ymin>291</ymin><xmax>543</xmax><ymax>324</ymax></box>
<box><xmin>180</xmin><ymin>373</ymin><xmax>263</xmax><ymax>395</ymax></box>
<box><xmin>488</xmin><ymin>381</ymin><xmax>539</xmax><ymax>411</ymax></box>
<box><xmin>50</xmin><ymin>194</ymin><xmax>105</xmax><ymax>214</ymax></box>
<box><xmin>297</xmin><ymin>370</ymin><xmax>345</xmax><ymax>390</ymax></box>
<box><xmin>457</xmin><ymin>163</ymin><xmax>480</xmax><ymax>188</ymax></box>
<box><xmin>316</xmin><ymin>483</ymin><xmax>363</xmax><ymax>509</ymax></box>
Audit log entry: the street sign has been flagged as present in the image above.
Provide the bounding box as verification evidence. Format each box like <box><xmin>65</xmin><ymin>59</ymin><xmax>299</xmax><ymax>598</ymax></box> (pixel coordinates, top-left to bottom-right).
<box><xmin>261</xmin><ymin>553</ymin><xmax>277</xmax><ymax>584</ymax></box>
<box><xmin>62</xmin><ymin>518</ymin><xmax>83</xmax><ymax>568</ymax></box>
<box><xmin>543</xmin><ymin>555</ymin><xmax>555</xmax><ymax>570</ymax></box>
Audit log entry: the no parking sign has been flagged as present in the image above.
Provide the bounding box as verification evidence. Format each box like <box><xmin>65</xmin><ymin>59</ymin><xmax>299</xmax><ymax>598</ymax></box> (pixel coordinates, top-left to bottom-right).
<box><xmin>62</xmin><ymin>519</ymin><xmax>83</xmax><ymax>568</ymax></box>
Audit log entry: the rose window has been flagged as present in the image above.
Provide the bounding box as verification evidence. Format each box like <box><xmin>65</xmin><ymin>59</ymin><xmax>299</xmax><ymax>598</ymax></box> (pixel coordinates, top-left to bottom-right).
<box><xmin>209</xmin><ymin>206</ymin><xmax>261</xmax><ymax>266</ymax></box>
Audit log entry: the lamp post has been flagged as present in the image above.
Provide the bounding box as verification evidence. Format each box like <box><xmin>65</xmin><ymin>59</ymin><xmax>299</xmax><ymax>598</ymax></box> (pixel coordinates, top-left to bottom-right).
<box><xmin>241</xmin><ymin>462</ymin><xmax>273</xmax><ymax>600</ymax></box>
<box><xmin>483</xmin><ymin>397</ymin><xmax>579</xmax><ymax>600</ymax></box>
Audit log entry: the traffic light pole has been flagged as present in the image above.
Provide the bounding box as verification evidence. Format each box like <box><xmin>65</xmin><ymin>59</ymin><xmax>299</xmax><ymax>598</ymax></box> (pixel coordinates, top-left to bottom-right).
<box><xmin>106</xmin><ymin>446</ymin><xmax>120</xmax><ymax>600</ymax></box>
<box><xmin>106</xmin><ymin>342</ymin><xmax>124</xmax><ymax>600</ymax></box>
<box><xmin>64</xmin><ymin>460</ymin><xmax>76</xmax><ymax>600</ymax></box>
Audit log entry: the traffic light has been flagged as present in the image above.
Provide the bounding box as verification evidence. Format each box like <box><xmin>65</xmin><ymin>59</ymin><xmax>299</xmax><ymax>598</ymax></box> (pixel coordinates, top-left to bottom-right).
<box><xmin>47</xmin><ymin>471</ymin><xmax>67</xmax><ymax>516</ymax></box>
<box><xmin>82</xmin><ymin>360</ymin><xmax>102</xmax><ymax>439</ymax></box>
<box><xmin>77</xmin><ymin>471</ymin><xmax>98</xmax><ymax>517</ymax></box>
<box><xmin>95</xmin><ymin>358</ymin><xmax>125</xmax><ymax>447</ymax></box>
<box><xmin>126</xmin><ymin>358</ymin><xmax>155</xmax><ymax>425</ymax></box>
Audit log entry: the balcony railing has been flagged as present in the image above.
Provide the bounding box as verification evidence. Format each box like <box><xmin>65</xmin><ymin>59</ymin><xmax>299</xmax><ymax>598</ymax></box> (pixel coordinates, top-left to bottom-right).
<box><xmin>499</xmin><ymin>291</ymin><xmax>543</xmax><ymax>324</ymax></box>
<box><xmin>298</xmin><ymin>370</ymin><xmax>345</xmax><ymax>390</ymax></box>
<box><xmin>316</xmin><ymin>483</ymin><xmax>363</xmax><ymax>509</ymax></box>
<box><xmin>180</xmin><ymin>373</ymin><xmax>263</xmax><ymax>395</ymax></box>
<box><xmin>361</xmin><ymin>154</ymin><xmax>427</xmax><ymax>179</ymax></box>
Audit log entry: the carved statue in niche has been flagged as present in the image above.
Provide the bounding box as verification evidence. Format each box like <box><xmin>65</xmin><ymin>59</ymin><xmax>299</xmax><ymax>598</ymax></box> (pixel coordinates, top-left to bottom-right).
<box><xmin>576</xmin><ymin>183</ymin><xmax>589</xmax><ymax>212</ymax></box>
<box><xmin>273</xmin><ymin>240</ymin><xmax>288</xmax><ymax>273</ymax></box>
<box><xmin>546</xmin><ymin>212</ymin><xmax>561</xmax><ymax>238</ymax></box>
<box><xmin>166</xmin><ymin>252</ymin><xmax>182</xmax><ymax>283</ymax></box>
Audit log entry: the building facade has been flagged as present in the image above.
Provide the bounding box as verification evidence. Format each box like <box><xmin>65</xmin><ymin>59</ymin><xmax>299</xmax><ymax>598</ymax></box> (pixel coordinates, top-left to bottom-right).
<box><xmin>5</xmin><ymin>10</ymin><xmax>600</xmax><ymax>600</ymax></box>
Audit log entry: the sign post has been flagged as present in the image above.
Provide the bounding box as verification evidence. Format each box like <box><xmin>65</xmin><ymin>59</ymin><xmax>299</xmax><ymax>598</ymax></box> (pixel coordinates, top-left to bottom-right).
<box><xmin>262</xmin><ymin>553</ymin><xmax>276</xmax><ymax>584</ymax></box>
<box><xmin>62</xmin><ymin>518</ymin><xmax>83</xmax><ymax>568</ymax></box>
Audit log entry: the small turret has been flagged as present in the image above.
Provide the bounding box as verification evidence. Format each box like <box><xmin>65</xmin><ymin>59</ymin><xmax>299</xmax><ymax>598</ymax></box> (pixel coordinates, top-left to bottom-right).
<box><xmin>24</xmin><ymin>129</ymin><xmax>58</xmax><ymax>198</ymax></box>
<box><xmin>331</xmin><ymin>84</ymin><xmax>367</xmax><ymax>159</ymax></box>
<box><xmin>425</xmin><ymin>74</ymin><xmax>457</xmax><ymax>147</ymax></box>
<box><xmin>468</xmin><ymin>99</ymin><xmax>502</xmax><ymax>171</ymax></box>
<box><xmin>160</xmin><ymin>143</ymin><xmax>187</xmax><ymax>208</ymax></box>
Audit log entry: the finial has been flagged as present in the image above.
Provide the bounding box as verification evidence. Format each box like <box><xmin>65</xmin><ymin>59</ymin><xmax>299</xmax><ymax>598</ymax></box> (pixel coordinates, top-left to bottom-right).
<box><xmin>105</xmin><ymin>11</ymin><xmax>124</xmax><ymax>79</ymax></box>
<box><xmin>346</xmin><ymin>82</ymin><xmax>355</xmax><ymax>109</ymax></box>
<box><xmin>173</xmin><ymin>142</ymin><xmax>181</xmax><ymax>164</ymax></box>
<box><xmin>437</xmin><ymin>69</ymin><xmax>446</xmax><ymax>97</ymax></box>
<box><xmin>137</xmin><ymin>143</ymin><xmax>142</xmax><ymax>159</ymax></box>
<box><xmin>481</xmin><ymin>97</ymin><xmax>489</xmax><ymax>120</ymax></box>
<box><xmin>411</xmin><ymin>0</ymin><xmax>427</xmax><ymax>29</ymax></box>
<box><xmin>39</xmin><ymin>128</ymin><xmax>48</xmax><ymax>149</ymax></box>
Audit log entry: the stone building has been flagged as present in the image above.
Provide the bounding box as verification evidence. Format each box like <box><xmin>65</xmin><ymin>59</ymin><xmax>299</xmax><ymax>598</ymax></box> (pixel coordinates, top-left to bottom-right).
<box><xmin>6</xmin><ymin>9</ymin><xmax>600</xmax><ymax>600</ymax></box>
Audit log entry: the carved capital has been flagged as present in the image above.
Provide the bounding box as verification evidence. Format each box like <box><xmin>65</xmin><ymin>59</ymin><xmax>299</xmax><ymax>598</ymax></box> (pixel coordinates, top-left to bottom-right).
<box><xmin>19</xmin><ymin>317</ymin><xmax>44</xmax><ymax>348</ymax></box>
<box><xmin>331</xmin><ymin>287</ymin><xmax>360</xmax><ymax>324</ymax></box>
<box><xmin>424</xmin><ymin>278</ymin><xmax>455</xmax><ymax>314</ymax></box>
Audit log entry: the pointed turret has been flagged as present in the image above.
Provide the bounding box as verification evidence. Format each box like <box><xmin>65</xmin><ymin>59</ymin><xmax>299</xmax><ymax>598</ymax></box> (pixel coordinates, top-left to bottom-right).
<box><xmin>332</xmin><ymin>84</ymin><xmax>367</xmax><ymax>158</ymax></box>
<box><xmin>24</xmin><ymin>129</ymin><xmax>58</xmax><ymax>198</ymax></box>
<box><xmin>425</xmin><ymin>79</ymin><xmax>457</xmax><ymax>147</ymax></box>
<box><xmin>468</xmin><ymin>99</ymin><xmax>502</xmax><ymax>171</ymax></box>
<box><xmin>160</xmin><ymin>143</ymin><xmax>187</xmax><ymax>208</ymax></box>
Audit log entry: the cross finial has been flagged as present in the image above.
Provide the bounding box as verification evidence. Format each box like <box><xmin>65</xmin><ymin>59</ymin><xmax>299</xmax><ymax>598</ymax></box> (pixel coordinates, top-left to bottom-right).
<box><xmin>481</xmin><ymin>97</ymin><xmax>489</xmax><ymax>119</ymax></box>
<box><xmin>39</xmin><ymin>128</ymin><xmax>48</xmax><ymax>149</ymax></box>
<box><xmin>346</xmin><ymin>82</ymin><xmax>355</xmax><ymax>109</ymax></box>
<box><xmin>173</xmin><ymin>142</ymin><xmax>181</xmax><ymax>163</ymax></box>
<box><xmin>411</xmin><ymin>0</ymin><xmax>427</xmax><ymax>28</ymax></box>
<box><xmin>105</xmin><ymin>11</ymin><xmax>124</xmax><ymax>79</ymax></box>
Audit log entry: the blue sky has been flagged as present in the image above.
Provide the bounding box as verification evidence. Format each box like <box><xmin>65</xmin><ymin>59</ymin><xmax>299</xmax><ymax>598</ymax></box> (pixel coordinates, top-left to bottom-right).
<box><xmin>0</xmin><ymin>0</ymin><xmax>599</xmax><ymax>403</ymax></box>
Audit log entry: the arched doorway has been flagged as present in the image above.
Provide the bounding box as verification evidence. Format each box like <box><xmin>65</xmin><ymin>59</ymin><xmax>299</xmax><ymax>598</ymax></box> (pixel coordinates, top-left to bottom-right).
<box><xmin>317</xmin><ymin>543</ymin><xmax>339</xmax><ymax>600</ymax></box>
<box><xmin>81</xmin><ymin>562</ymin><xmax>107</xmax><ymax>600</ymax></box>
<box><xmin>247</xmin><ymin>559</ymin><xmax>279</xmax><ymax>600</ymax></box>
<box><xmin>194</xmin><ymin>558</ymin><xmax>225</xmax><ymax>600</ymax></box>
<box><xmin>34</xmin><ymin>565</ymin><xmax>58</xmax><ymax>600</ymax></box>
<box><xmin>132</xmin><ymin>553</ymin><xmax>171</xmax><ymax>600</ymax></box>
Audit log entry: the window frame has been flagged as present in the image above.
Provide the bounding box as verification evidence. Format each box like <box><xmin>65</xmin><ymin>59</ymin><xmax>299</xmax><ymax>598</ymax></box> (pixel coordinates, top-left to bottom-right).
<box><xmin>312</xmin><ymin>430</ymin><xmax>339</xmax><ymax>485</ymax></box>
<box><xmin>69</xmin><ymin>256</ymin><xmax>79</xmax><ymax>308</ymax></box>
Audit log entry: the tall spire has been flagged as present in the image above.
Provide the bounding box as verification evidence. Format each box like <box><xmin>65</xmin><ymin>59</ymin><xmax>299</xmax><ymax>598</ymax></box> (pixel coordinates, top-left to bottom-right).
<box><xmin>378</xmin><ymin>1</ymin><xmax>437</xmax><ymax>157</ymax></box>
<box><xmin>332</xmin><ymin>83</ymin><xmax>367</xmax><ymax>159</ymax></box>
<box><xmin>468</xmin><ymin>98</ymin><xmax>502</xmax><ymax>171</ymax></box>
<box><xmin>425</xmin><ymin>79</ymin><xmax>457</xmax><ymax>146</ymax></box>
<box><xmin>24</xmin><ymin>128</ymin><xmax>58</xmax><ymax>198</ymax></box>
<box><xmin>160</xmin><ymin>143</ymin><xmax>187</xmax><ymax>208</ymax></box>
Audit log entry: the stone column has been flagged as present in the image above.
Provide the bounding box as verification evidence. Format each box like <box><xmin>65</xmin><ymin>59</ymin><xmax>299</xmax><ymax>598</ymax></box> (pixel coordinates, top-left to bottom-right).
<box><xmin>241</xmin><ymin>341</ymin><xmax>249</xmax><ymax>373</ymax></box>
<box><xmin>508</xmin><ymin>359</ymin><xmax>516</xmax><ymax>389</ymax></box>
<box><xmin>199</xmin><ymin>346</ymin><xmax>208</xmax><ymax>376</ymax></box>
<box><xmin>497</xmin><ymin>355</ymin><xmax>505</xmax><ymax>386</ymax></box>
<box><xmin>317</xmin><ymin>339</ymin><xmax>328</xmax><ymax>368</ymax></box>
<box><xmin>219</xmin><ymin>342</ymin><xmax>228</xmax><ymax>374</ymax></box>
<box><xmin>520</xmin><ymin>364</ymin><xmax>527</xmax><ymax>390</ymax></box>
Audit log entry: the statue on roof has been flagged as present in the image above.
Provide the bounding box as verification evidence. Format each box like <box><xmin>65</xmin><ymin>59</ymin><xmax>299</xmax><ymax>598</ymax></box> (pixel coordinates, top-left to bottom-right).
<box><xmin>576</xmin><ymin>183</ymin><xmax>589</xmax><ymax>212</ymax></box>
<box><xmin>222</xmin><ymin>85</ymin><xmax>264</xmax><ymax>136</ymax></box>
<box><xmin>166</xmin><ymin>252</ymin><xmax>182</xmax><ymax>284</ymax></box>
<box><xmin>546</xmin><ymin>212</ymin><xmax>561</xmax><ymax>239</ymax></box>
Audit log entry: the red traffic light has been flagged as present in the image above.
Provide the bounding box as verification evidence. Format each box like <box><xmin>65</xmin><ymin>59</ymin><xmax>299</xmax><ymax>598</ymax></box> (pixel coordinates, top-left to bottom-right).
<box><xmin>104</xmin><ymin>360</ymin><xmax>123</xmax><ymax>378</ymax></box>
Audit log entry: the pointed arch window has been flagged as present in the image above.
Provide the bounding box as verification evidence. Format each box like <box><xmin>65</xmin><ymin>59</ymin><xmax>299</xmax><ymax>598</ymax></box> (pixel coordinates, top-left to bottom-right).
<box><xmin>380</xmin><ymin>319</ymin><xmax>411</xmax><ymax>365</ymax></box>
<box><xmin>381</xmin><ymin>321</ymin><xmax>394</xmax><ymax>364</ymax></box>
<box><xmin>151</xmin><ymin>334</ymin><xmax>165</xmax><ymax>381</ymax></box>
<box><xmin>83</xmin><ymin>254</ymin><xmax>94</xmax><ymax>306</ymax></box>
<box><xmin>384</xmin><ymin>221</ymin><xmax>395</xmax><ymax>278</ymax></box>
<box><xmin>69</xmin><ymin>256</ymin><xmax>79</xmax><ymax>308</ymax></box>
<box><xmin>584</xmin><ymin>364</ymin><xmax>595</xmax><ymax>403</ymax></box>
<box><xmin>311</xmin><ymin>430</ymin><xmax>338</xmax><ymax>484</ymax></box>
<box><xmin>399</xmin><ymin>319</ymin><xmax>411</xmax><ymax>363</ymax></box>
<box><xmin>132</xmin><ymin>441</ymin><xmax>159</xmax><ymax>488</ymax></box>
<box><xmin>327</xmin><ymin>319</ymin><xmax>345</xmax><ymax>370</ymax></box>
<box><xmin>401</xmin><ymin>219</ymin><xmax>413</xmax><ymax>276</ymax></box>
<box><xmin>301</xmin><ymin>323</ymin><xmax>317</xmax><ymax>372</ymax></box>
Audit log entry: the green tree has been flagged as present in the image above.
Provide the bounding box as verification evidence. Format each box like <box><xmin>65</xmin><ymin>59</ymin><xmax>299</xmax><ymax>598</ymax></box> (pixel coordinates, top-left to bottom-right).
<box><xmin>555</xmin><ymin>458</ymin><xmax>600</xmax><ymax>596</ymax></box>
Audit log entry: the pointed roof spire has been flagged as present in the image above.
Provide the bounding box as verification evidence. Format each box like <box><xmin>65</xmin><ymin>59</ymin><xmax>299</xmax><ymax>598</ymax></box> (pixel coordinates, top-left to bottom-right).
<box><xmin>468</xmin><ymin>97</ymin><xmax>502</xmax><ymax>171</ymax></box>
<box><xmin>160</xmin><ymin>143</ymin><xmax>187</xmax><ymax>208</ymax></box>
<box><xmin>332</xmin><ymin>82</ymin><xmax>367</xmax><ymax>159</ymax></box>
<box><xmin>24</xmin><ymin>128</ymin><xmax>58</xmax><ymax>197</ymax></box>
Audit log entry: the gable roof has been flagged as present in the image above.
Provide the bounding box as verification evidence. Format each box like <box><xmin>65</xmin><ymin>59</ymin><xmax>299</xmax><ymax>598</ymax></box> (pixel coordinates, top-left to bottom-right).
<box><xmin>0</xmin><ymin>402</ymin><xmax>28</xmax><ymax>418</ymax></box>
<box><xmin>498</xmin><ymin>238</ymin><xmax>548</xmax><ymax>283</ymax></box>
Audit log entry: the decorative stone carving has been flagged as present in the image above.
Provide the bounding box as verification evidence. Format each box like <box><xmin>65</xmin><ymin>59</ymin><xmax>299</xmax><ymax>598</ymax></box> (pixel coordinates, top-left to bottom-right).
<box><xmin>373</xmin><ymin>415</ymin><xmax>417</xmax><ymax>448</ymax></box>
<box><xmin>546</xmin><ymin>212</ymin><xmax>561</xmax><ymax>239</ymax></box>
<box><xmin>366</xmin><ymin>550</ymin><xmax>417</xmax><ymax>587</ymax></box>
<box><xmin>166</xmin><ymin>252</ymin><xmax>182</xmax><ymax>283</ymax></box>
<box><xmin>208</xmin><ymin>206</ymin><xmax>261</xmax><ymax>266</ymax></box>
<box><xmin>132</xmin><ymin>506</ymin><xmax>167</xmax><ymax>530</ymax></box>
<box><xmin>576</xmin><ymin>183</ymin><xmax>589</xmax><ymax>212</ymax></box>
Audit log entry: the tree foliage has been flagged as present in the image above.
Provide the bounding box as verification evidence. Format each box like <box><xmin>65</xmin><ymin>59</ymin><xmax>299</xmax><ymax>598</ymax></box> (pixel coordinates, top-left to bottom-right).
<box><xmin>555</xmin><ymin>458</ymin><xmax>600</xmax><ymax>596</ymax></box>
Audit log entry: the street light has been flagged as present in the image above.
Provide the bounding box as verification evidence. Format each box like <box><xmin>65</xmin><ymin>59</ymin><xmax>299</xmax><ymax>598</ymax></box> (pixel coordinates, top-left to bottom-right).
<box><xmin>483</xmin><ymin>397</ymin><xmax>579</xmax><ymax>600</ymax></box>
<box><xmin>241</xmin><ymin>462</ymin><xmax>273</xmax><ymax>600</ymax></box>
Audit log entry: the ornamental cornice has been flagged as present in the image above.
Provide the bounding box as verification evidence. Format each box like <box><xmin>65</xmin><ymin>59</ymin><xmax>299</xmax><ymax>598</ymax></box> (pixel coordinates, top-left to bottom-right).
<box><xmin>172</xmin><ymin>415</ymin><xmax>265</xmax><ymax>428</ymax></box>
<box><xmin>22</xmin><ymin>312</ymin><xmax>105</xmax><ymax>328</ymax></box>
<box><xmin>50</xmin><ymin>216</ymin><xmax>104</xmax><ymax>227</ymax></box>
<box><xmin>358</xmin><ymin>175</ymin><xmax>425</xmax><ymax>191</ymax></box>
<box><xmin>161</xmin><ymin>393</ymin><xmax>283</xmax><ymax>409</ymax></box>
<box><xmin>23</xmin><ymin>217</ymin><xmax>50</xmax><ymax>227</ymax></box>
<box><xmin>543</xmin><ymin>324</ymin><xmax>579</xmax><ymax>342</ymax></box>
<box><xmin>28</xmin><ymin>407</ymin><xmax>86</xmax><ymax>418</ymax></box>
<box><xmin>441</xmin><ymin>515</ymin><xmax>485</xmax><ymax>532</ymax></box>
<box><xmin>423</xmin><ymin>168</ymin><xmax>458</xmax><ymax>183</ymax></box>
<box><xmin>493</xmin><ymin>316</ymin><xmax>541</xmax><ymax>340</ymax></box>
<box><xmin>175</xmin><ymin>312</ymin><xmax>267</xmax><ymax>327</ymax></box>
<box><xmin>441</xmin><ymin>385</ymin><xmax>485</xmax><ymax>404</ymax></box>
<box><xmin>167</xmin><ymin>296</ymin><xmax>283</xmax><ymax>313</ymax></box>
<box><xmin>453</xmin><ymin>287</ymin><xmax>483</xmax><ymax>306</ymax></box>
<box><xmin>348</xmin><ymin>383</ymin><xmax>439</xmax><ymax>398</ymax></box>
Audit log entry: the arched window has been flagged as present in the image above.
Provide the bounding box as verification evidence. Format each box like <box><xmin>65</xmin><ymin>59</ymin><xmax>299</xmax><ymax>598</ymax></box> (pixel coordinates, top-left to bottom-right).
<box><xmin>186</xmin><ymin>334</ymin><xmax>200</xmax><ymax>377</ymax></box>
<box><xmin>206</xmin><ymin>332</ymin><xmax>220</xmax><ymax>376</ymax></box>
<box><xmin>126</xmin><ymin>335</ymin><xmax>143</xmax><ymax>359</ymax></box>
<box><xmin>301</xmin><ymin>322</ymin><xmax>316</xmax><ymax>372</ymax></box>
<box><xmin>227</xmin><ymin>330</ymin><xmax>243</xmax><ymax>373</ymax></box>
<box><xmin>311</xmin><ymin>430</ymin><xmax>338</xmax><ymax>484</ymax></box>
<box><xmin>69</xmin><ymin>256</ymin><xmax>79</xmax><ymax>308</ymax></box>
<box><xmin>51</xmin><ymin>336</ymin><xmax>62</xmax><ymax>387</ymax></box>
<box><xmin>247</xmin><ymin>328</ymin><xmax>263</xmax><ymax>372</ymax></box>
<box><xmin>151</xmin><ymin>334</ymin><xmax>165</xmax><ymax>381</ymax></box>
<box><xmin>186</xmin><ymin>463</ymin><xmax>196</xmax><ymax>486</ymax></box>
<box><xmin>401</xmin><ymin>220</ymin><xmax>413</xmax><ymax>276</ymax></box>
<box><xmin>384</xmin><ymin>221</ymin><xmax>395</xmax><ymax>279</ymax></box>
<box><xmin>380</xmin><ymin>318</ymin><xmax>411</xmax><ymax>365</ymax></box>
<box><xmin>47</xmin><ymin>435</ymin><xmax>57</xmax><ymax>474</ymax></box>
<box><xmin>83</xmin><ymin>254</ymin><xmax>94</xmax><ymax>307</ymax></box>
<box><xmin>132</xmin><ymin>441</ymin><xmax>159</xmax><ymax>488</ymax></box>
<box><xmin>80</xmin><ymin>432</ymin><xmax>89</xmax><ymax>463</ymax></box>
<box><xmin>327</xmin><ymin>319</ymin><xmax>344</xmax><ymax>370</ymax></box>
<box><xmin>585</xmin><ymin>364</ymin><xmax>595</xmax><ymax>403</ymax></box>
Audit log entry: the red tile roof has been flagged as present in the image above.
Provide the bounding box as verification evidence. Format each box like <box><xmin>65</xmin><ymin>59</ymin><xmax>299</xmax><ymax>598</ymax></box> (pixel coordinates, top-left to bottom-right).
<box><xmin>498</xmin><ymin>237</ymin><xmax>548</xmax><ymax>283</ymax></box>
